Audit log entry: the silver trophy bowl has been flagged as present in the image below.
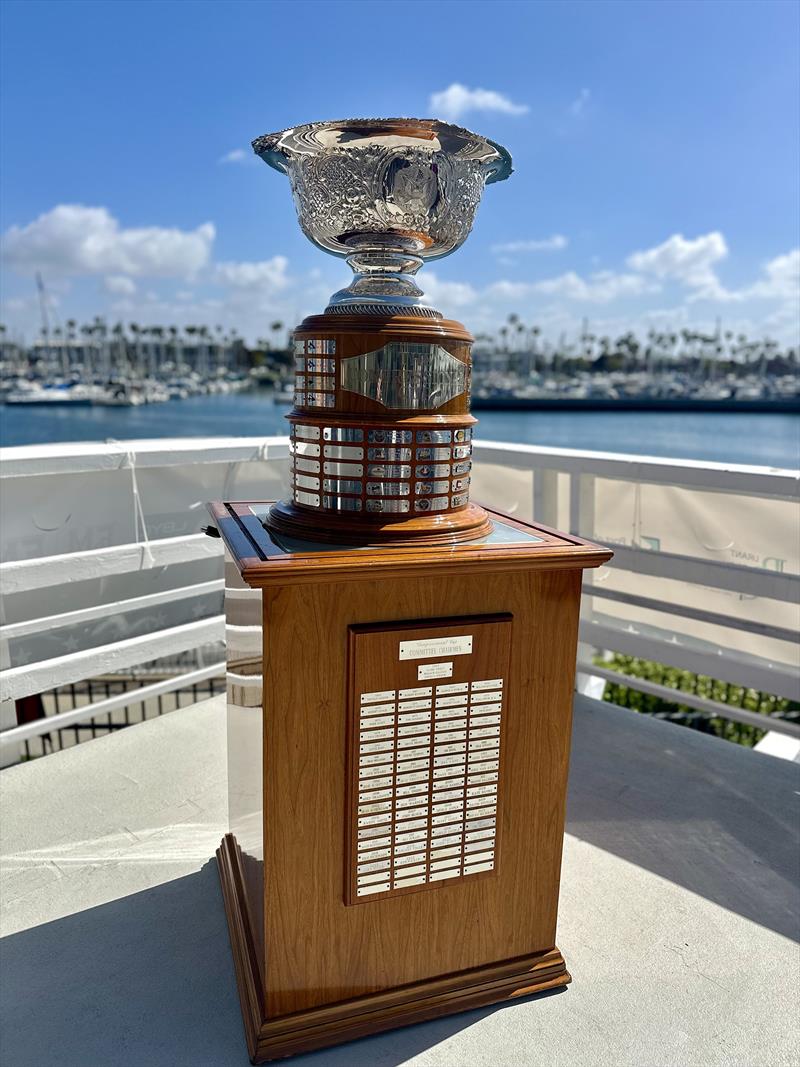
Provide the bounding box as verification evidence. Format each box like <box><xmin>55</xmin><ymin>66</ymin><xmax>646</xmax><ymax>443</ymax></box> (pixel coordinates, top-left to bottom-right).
<box><xmin>252</xmin><ymin>118</ymin><xmax>512</xmax><ymax>317</ymax></box>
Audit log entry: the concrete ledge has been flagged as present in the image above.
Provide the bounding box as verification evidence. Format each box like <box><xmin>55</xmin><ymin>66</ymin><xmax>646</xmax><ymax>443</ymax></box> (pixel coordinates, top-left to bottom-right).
<box><xmin>1</xmin><ymin>695</ymin><xmax>798</xmax><ymax>1066</ymax></box>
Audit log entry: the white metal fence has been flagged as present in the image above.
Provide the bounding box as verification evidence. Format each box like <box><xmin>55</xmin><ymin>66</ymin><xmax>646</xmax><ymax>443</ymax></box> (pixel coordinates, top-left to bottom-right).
<box><xmin>1</xmin><ymin>435</ymin><xmax>798</xmax><ymax>762</ymax></box>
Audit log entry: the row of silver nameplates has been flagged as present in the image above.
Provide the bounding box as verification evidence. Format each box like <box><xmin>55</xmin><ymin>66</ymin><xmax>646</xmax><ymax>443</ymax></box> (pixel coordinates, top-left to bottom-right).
<box><xmin>295</xmin><ymin>392</ymin><xmax>470</xmax><ymax>410</ymax></box>
<box><xmin>294</xmin><ymin>467</ymin><xmax>469</xmax><ymax>484</ymax></box>
<box><xmin>292</xmin><ymin>427</ymin><xmax>472</xmax><ymax>444</ymax></box>
<box><xmin>294</xmin><ymin>491</ymin><xmax>469</xmax><ymax>512</ymax></box>
<box><xmin>294</xmin><ymin>457</ymin><xmax>472</xmax><ymax>477</ymax></box>
<box><xmin>294</xmin><ymin>476</ymin><xmax>470</xmax><ymax>495</ymax></box>
<box><xmin>295</xmin><ymin>357</ymin><xmax>336</xmax><ymax>373</ymax></box>
<box><xmin>294</xmin><ymin>339</ymin><xmax>336</xmax><ymax>355</ymax></box>
<box><xmin>295</xmin><ymin>392</ymin><xmax>336</xmax><ymax>407</ymax></box>
<box><xmin>291</xmin><ymin>444</ymin><xmax>472</xmax><ymax>460</ymax></box>
<box><xmin>295</xmin><ymin>374</ymin><xmax>335</xmax><ymax>392</ymax></box>
<box><xmin>361</xmin><ymin>681</ymin><xmax>502</xmax><ymax>703</ymax></box>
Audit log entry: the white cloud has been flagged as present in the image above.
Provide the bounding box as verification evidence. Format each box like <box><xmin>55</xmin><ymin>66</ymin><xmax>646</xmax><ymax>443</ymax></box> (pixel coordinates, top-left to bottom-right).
<box><xmin>219</xmin><ymin>148</ymin><xmax>250</xmax><ymax>165</ymax></box>
<box><xmin>422</xmin><ymin>272</ymin><xmax>478</xmax><ymax>308</ymax></box>
<box><xmin>627</xmin><ymin>231</ymin><xmax>728</xmax><ymax>299</ymax></box>
<box><xmin>748</xmin><ymin>249</ymin><xmax>799</xmax><ymax>302</ymax></box>
<box><xmin>489</xmin><ymin>270</ymin><xmax>657</xmax><ymax>304</ymax></box>
<box><xmin>568</xmin><ymin>88</ymin><xmax>591</xmax><ymax>117</ymax></box>
<box><xmin>103</xmin><ymin>274</ymin><xmax>137</xmax><ymax>296</ymax></box>
<box><xmin>628</xmin><ymin>233</ymin><xmax>800</xmax><ymax>309</ymax></box>
<box><xmin>2</xmin><ymin>205</ymin><xmax>215</xmax><ymax>279</ymax></box>
<box><xmin>215</xmin><ymin>256</ymin><xmax>290</xmax><ymax>292</ymax></box>
<box><xmin>492</xmin><ymin>235</ymin><xmax>568</xmax><ymax>255</ymax></box>
<box><xmin>429</xmin><ymin>83</ymin><xmax>528</xmax><ymax>121</ymax></box>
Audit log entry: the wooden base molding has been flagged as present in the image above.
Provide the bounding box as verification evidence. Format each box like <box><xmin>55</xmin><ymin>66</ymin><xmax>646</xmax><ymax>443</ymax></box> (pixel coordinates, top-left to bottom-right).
<box><xmin>217</xmin><ymin>834</ymin><xmax>570</xmax><ymax>1063</ymax></box>
<box><xmin>265</xmin><ymin>499</ymin><xmax>494</xmax><ymax>546</ymax></box>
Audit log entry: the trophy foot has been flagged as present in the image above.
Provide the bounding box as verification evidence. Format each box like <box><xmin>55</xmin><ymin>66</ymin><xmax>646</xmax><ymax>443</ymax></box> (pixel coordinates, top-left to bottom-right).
<box><xmin>264</xmin><ymin>499</ymin><xmax>494</xmax><ymax>547</ymax></box>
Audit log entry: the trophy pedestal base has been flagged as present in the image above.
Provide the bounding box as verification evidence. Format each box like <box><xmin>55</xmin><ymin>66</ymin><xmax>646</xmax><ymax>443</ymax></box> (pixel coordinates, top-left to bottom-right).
<box><xmin>218</xmin><ymin>833</ymin><xmax>570</xmax><ymax>1063</ymax></box>
<box><xmin>210</xmin><ymin>500</ymin><xmax>612</xmax><ymax>1065</ymax></box>
<box><xmin>265</xmin><ymin>498</ymin><xmax>493</xmax><ymax>546</ymax></box>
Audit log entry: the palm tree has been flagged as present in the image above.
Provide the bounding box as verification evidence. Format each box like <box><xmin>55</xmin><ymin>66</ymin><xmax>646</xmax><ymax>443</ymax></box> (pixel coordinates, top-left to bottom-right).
<box><xmin>270</xmin><ymin>320</ymin><xmax>284</xmax><ymax>352</ymax></box>
<box><xmin>150</xmin><ymin>326</ymin><xmax>165</xmax><ymax>377</ymax></box>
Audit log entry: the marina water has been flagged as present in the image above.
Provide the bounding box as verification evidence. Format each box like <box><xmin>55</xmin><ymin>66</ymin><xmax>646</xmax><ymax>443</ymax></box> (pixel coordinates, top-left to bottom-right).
<box><xmin>1</xmin><ymin>393</ymin><xmax>797</xmax><ymax>466</ymax></box>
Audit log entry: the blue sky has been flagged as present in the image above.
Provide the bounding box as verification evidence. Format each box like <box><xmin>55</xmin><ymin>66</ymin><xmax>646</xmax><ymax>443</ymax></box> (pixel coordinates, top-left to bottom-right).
<box><xmin>1</xmin><ymin>0</ymin><xmax>798</xmax><ymax>345</ymax></box>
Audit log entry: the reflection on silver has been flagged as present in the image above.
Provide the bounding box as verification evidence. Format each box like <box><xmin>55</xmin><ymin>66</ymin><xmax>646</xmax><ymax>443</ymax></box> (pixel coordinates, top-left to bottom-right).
<box><xmin>305</xmin><ymin>375</ymin><xmax>335</xmax><ymax>391</ymax></box>
<box><xmin>453</xmin><ymin>428</ymin><xmax>472</xmax><ymax>442</ymax></box>
<box><xmin>305</xmin><ymin>338</ymin><xmax>336</xmax><ymax>354</ymax></box>
<box><xmin>294</xmin><ymin>473</ymin><xmax>320</xmax><ymax>490</ymax></box>
<box><xmin>323</xmin><ymin>427</ymin><xmax>363</xmax><ymax>442</ymax></box>
<box><xmin>292</xmin><ymin>441</ymin><xmax>321</xmax><ymax>456</ymax></box>
<box><xmin>415</xmin><ymin>464</ymin><xmax>449</xmax><ymax>478</ymax></box>
<box><xmin>341</xmin><ymin>344</ymin><xmax>467</xmax><ymax>410</ymax></box>
<box><xmin>322</xmin><ymin>478</ymin><xmax>361</xmax><ymax>494</ymax></box>
<box><xmin>253</xmin><ymin>118</ymin><xmax>512</xmax><ymax>315</ymax></box>
<box><xmin>416</xmin><ymin>430</ymin><xmax>451</xmax><ymax>444</ymax></box>
<box><xmin>451</xmin><ymin>477</ymin><xmax>470</xmax><ymax>492</ymax></box>
<box><xmin>293</xmin><ymin>424</ymin><xmax>321</xmax><ymax>440</ymax></box>
<box><xmin>294</xmin><ymin>392</ymin><xmax>305</xmax><ymax>405</ymax></box>
<box><xmin>293</xmin><ymin>339</ymin><xmax>306</xmax><ymax>355</ymax></box>
<box><xmin>367</xmin><ymin>447</ymin><xmax>412</xmax><ymax>461</ymax></box>
<box><xmin>294</xmin><ymin>356</ymin><xmax>305</xmax><ymax>370</ymax></box>
<box><xmin>304</xmin><ymin>392</ymin><xmax>336</xmax><ymax>407</ymax></box>
<box><xmin>416</xmin><ymin>480</ymin><xmax>449</xmax><ymax>495</ymax></box>
<box><xmin>323</xmin><ymin>461</ymin><xmax>363</xmax><ymax>476</ymax></box>
<box><xmin>322</xmin><ymin>495</ymin><xmax>362</xmax><ymax>511</ymax></box>
<box><xmin>452</xmin><ymin>460</ymin><xmax>472</xmax><ymax>476</ymax></box>
<box><xmin>306</xmin><ymin>357</ymin><xmax>336</xmax><ymax>373</ymax></box>
<box><xmin>452</xmin><ymin>445</ymin><xmax>472</xmax><ymax>459</ymax></box>
<box><xmin>366</xmin><ymin>499</ymin><xmax>410</xmax><ymax>513</ymax></box>
<box><xmin>414</xmin><ymin>496</ymin><xmax>449</xmax><ymax>512</ymax></box>
<box><xmin>366</xmin><ymin>482</ymin><xmax>409</xmax><ymax>496</ymax></box>
<box><xmin>324</xmin><ymin>444</ymin><xmax>364</xmax><ymax>460</ymax></box>
<box><xmin>367</xmin><ymin>429</ymin><xmax>413</xmax><ymax>444</ymax></box>
<box><xmin>294</xmin><ymin>489</ymin><xmax>320</xmax><ymax>507</ymax></box>
<box><xmin>416</xmin><ymin>447</ymin><xmax>451</xmax><ymax>461</ymax></box>
<box><xmin>451</xmin><ymin>493</ymin><xmax>469</xmax><ymax>507</ymax></box>
<box><xmin>294</xmin><ymin>456</ymin><xmax>320</xmax><ymax>474</ymax></box>
<box><xmin>367</xmin><ymin>464</ymin><xmax>411</xmax><ymax>478</ymax></box>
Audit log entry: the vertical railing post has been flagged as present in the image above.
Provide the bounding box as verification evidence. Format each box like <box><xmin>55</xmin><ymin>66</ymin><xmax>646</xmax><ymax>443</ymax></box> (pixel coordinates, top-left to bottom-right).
<box><xmin>534</xmin><ymin>469</ymin><xmax>559</xmax><ymax>528</ymax></box>
<box><xmin>571</xmin><ymin>471</ymin><xmax>599</xmax><ymax>696</ymax></box>
<box><xmin>569</xmin><ymin>471</ymin><xmax>596</xmax><ymax>537</ymax></box>
<box><xmin>0</xmin><ymin>635</ymin><xmax>21</xmax><ymax>767</ymax></box>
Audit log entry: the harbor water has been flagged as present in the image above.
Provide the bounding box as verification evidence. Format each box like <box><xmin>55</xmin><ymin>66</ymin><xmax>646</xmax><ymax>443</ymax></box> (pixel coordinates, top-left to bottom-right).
<box><xmin>0</xmin><ymin>393</ymin><xmax>798</xmax><ymax>466</ymax></box>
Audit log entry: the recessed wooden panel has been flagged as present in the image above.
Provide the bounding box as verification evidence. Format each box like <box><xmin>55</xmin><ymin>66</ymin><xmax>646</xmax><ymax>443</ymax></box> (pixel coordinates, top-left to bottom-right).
<box><xmin>345</xmin><ymin>615</ymin><xmax>512</xmax><ymax>904</ymax></box>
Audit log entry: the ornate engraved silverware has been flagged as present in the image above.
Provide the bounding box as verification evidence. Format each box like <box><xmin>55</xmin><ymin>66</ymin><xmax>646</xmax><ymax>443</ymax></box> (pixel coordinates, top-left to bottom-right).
<box><xmin>253</xmin><ymin>118</ymin><xmax>512</xmax><ymax>316</ymax></box>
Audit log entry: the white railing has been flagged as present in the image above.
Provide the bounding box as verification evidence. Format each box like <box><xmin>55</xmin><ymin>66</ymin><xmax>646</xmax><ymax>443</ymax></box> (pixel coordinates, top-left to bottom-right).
<box><xmin>1</xmin><ymin>436</ymin><xmax>798</xmax><ymax>762</ymax></box>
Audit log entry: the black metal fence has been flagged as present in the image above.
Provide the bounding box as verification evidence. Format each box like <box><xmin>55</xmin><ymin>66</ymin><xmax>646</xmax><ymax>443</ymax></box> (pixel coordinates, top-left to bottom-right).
<box><xmin>20</xmin><ymin>666</ymin><xmax>225</xmax><ymax>761</ymax></box>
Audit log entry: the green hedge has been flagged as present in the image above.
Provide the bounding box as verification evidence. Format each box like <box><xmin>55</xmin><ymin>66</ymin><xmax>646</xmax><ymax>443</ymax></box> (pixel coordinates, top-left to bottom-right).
<box><xmin>595</xmin><ymin>653</ymin><xmax>800</xmax><ymax>747</ymax></box>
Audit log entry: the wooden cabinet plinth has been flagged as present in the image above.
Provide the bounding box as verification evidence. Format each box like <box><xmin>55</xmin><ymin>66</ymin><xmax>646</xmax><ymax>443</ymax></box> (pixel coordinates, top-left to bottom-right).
<box><xmin>211</xmin><ymin>501</ymin><xmax>611</xmax><ymax>1062</ymax></box>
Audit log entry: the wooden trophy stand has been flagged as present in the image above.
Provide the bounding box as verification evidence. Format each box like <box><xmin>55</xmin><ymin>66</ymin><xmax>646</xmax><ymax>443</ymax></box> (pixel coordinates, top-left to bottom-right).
<box><xmin>210</xmin><ymin>310</ymin><xmax>611</xmax><ymax>1062</ymax></box>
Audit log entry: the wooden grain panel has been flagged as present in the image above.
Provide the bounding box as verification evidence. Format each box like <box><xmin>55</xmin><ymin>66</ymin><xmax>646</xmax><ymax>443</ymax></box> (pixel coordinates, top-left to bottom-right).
<box><xmin>261</xmin><ymin>565</ymin><xmax>581</xmax><ymax>1018</ymax></box>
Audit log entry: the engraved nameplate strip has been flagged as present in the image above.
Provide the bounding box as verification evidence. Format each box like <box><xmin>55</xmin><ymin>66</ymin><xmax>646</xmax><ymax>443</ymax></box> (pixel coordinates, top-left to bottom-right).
<box><xmin>346</xmin><ymin>614</ymin><xmax>512</xmax><ymax>904</ymax></box>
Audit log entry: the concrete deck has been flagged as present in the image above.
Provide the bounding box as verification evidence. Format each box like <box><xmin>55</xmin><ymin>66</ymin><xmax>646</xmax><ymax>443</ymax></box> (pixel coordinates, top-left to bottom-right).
<box><xmin>1</xmin><ymin>695</ymin><xmax>798</xmax><ymax>1067</ymax></box>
